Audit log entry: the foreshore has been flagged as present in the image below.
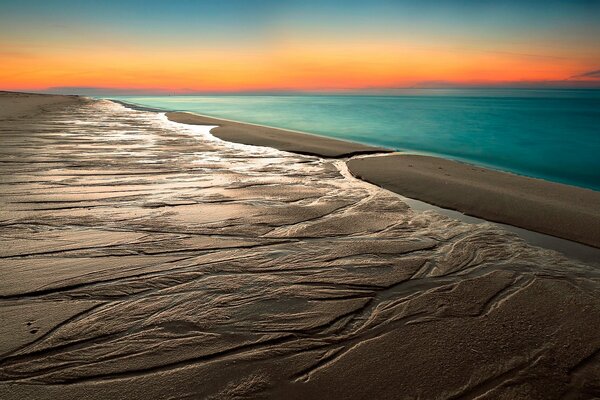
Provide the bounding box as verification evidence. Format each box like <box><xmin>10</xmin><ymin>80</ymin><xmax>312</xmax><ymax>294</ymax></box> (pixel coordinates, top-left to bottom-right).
<box><xmin>1</xmin><ymin>92</ymin><xmax>599</xmax><ymax>400</ymax></box>
<box><xmin>163</xmin><ymin>109</ymin><xmax>600</xmax><ymax>249</ymax></box>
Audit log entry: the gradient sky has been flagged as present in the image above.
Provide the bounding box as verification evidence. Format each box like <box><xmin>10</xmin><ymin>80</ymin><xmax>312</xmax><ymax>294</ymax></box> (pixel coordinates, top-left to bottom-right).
<box><xmin>1</xmin><ymin>0</ymin><xmax>599</xmax><ymax>93</ymax></box>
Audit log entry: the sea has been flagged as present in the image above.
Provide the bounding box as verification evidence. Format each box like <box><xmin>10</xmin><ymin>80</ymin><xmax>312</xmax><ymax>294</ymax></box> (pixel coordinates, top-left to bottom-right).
<box><xmin>107</xmin><ymin>89</ymin><xmax>600</xmax><ymax>191</ymax></box>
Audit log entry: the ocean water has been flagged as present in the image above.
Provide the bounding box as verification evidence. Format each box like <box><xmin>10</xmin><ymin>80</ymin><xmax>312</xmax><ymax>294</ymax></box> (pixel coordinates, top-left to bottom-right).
<box><xmin>108</xmin><ymin>89</ymin><xmax>600</xmax><ymax>191</ymax></box>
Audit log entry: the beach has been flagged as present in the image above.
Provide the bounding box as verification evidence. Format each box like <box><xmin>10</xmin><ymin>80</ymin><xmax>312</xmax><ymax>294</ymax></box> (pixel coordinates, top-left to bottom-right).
<box><xmin>119</xmin><ymin>91</ymin><xmax>600</xmax><ymax>192</ymax></box>
<box><xmin>166</xmin><ymin>110</ymin><xmax>600</xmax><ymax>249</ymax></box>
<box><xmin>1</xmin><ymin>92</ymin><xmax>599</xmax><ymax>399</ymax></box>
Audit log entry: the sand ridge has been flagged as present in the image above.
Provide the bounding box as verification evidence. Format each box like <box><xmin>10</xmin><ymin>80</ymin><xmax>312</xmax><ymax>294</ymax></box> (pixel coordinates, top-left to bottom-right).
<box><xmin>166</xmin><ymin>111</ymin><xmax>392</xmax><ymax>158</ymax></box>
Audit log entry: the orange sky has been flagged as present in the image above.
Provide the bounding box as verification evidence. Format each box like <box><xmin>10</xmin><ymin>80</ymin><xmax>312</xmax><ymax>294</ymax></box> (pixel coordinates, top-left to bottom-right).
<box><xmin>2</xmin><ymin>41</ymin><xmax>597</xmax><ymax>92</ymax></box>
<box><xmin>1</xmin><ymin>1</ymin><xmax>599</xmax><ymax>92</ymax></box>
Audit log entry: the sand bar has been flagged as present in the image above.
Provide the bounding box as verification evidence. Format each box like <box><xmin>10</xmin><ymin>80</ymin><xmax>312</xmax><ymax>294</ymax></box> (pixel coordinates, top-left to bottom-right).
<box><xmin>347</xmin><ymin>154</ymin><xmax>600</xmax><ymax>248</ymax></box>
<box><xmin>166</xmin><ymin>111</ymin><xmax>392</xmax><ymax>158</ymax></box>
<box><xmin>1</xmin><ymin>93</ymin><xmax>599</xmax><ymax>399</ymax></box>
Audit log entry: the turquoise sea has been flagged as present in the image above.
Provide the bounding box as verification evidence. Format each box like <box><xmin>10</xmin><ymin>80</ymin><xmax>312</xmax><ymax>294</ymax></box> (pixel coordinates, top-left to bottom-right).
<box><xmin>108</xmin><ymin>89</ymin><xmax>600</xmax><ymax>191</ymax></box>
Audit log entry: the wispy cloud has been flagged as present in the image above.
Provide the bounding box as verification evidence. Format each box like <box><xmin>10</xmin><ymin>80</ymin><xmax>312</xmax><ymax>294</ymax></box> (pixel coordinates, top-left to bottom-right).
<box><xmin>570</xmin><ymin>69</ymin><xmax>600</xmax><ymax>79</ymax></box>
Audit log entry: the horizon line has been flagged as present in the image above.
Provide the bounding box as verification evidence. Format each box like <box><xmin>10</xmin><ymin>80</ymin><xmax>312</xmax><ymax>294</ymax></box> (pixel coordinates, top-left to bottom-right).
<box><xmin>12</xmin><ymin>83</ymin><xmax>600</xmax><ymax>96</ymax></box>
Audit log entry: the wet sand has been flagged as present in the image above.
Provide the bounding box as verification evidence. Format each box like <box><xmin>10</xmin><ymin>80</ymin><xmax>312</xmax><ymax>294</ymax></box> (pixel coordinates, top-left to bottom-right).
<box><xmin>1</xmin><ymin>93</ymin><xmax>599</xmax><ymax>399</ymax></box>
<box><xmin>165</xmin><ymin>110</ymin><xmax>600</xmax><ymax>249</ymax></box>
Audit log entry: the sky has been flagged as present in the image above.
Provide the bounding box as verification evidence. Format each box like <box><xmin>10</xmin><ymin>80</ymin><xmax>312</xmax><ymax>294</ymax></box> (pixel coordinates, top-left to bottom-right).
<box><xmin>1</xmin><ymin>0</ymin><xmax>599</xmax><ymax>93</ymax></box>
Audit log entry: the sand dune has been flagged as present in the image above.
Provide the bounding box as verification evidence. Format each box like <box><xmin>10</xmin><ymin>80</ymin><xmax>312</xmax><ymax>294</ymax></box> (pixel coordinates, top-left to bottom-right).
<box><xmin>0</xmin><ymin>94</ymin><xmax>599</xmax><ymax>399</ymax></box>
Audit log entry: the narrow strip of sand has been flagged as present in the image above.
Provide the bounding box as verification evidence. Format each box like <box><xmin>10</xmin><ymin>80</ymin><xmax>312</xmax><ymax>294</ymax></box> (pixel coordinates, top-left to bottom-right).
<box><xmin>164</xmin><ymin>109</ymin><xmax>600</xmax><ymax>249</ymax></box>
<box><xmin>347</xmin><ymin>154</ymin><xmax>600</xmax><ymax>248</ymax></box>
<box><xmin>165</xmin><ymin>111</ymin><xmax>392</xmax><ymax>158</ymax></box>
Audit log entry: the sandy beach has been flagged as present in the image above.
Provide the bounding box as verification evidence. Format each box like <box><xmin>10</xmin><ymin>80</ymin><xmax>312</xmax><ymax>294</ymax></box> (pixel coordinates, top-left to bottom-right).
<box><xmin>1</xmin><ymin>92</ymin><xmax>599</xmax><ymax>399</ymax></box>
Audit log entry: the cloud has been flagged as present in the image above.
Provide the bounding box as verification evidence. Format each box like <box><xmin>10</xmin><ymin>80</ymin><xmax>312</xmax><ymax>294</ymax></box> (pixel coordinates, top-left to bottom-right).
<box><xmin>570</xmin><ymin>69</ymin><xmax>600</xmax><ymax>79</ymax></box>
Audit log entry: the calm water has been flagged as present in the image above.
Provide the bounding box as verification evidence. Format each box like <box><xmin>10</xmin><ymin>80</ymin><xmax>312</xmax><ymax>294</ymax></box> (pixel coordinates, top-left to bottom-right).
<box><xmin>109</xmin><ymin>90</ymin><xmax>600</xmax><ymax>191</ymax></box>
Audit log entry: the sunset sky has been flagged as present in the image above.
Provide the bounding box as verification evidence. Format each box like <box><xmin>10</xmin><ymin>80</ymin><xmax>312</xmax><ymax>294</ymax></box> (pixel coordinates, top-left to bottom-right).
<box><xmin>1</xmin><ymin>0</ymin><xmax>599</xmax><ymax>93</ymax></box>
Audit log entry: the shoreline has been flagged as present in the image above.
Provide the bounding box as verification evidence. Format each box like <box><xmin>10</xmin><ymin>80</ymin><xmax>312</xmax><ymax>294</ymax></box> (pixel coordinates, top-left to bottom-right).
<box><xmin>110</xmin><ymin>99</ymin><xmax>393</xmax><ymax>158</ymax></box>
<box><xmin>147</xmin><ymin>104</ymin><xmax>600</xmax><ymax>250</ymax></box>
<box><xmin>165</xmin><ymin>110</ymin><xmax>393</xmax><ymax>158</ymax></box>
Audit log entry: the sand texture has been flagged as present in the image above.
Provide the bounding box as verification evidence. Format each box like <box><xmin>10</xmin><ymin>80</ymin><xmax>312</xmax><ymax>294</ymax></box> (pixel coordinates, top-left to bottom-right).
<box><xmin>166</xmin><ymin>111</ymin><xmax>392</xmax><ymax>158</ymax></box>
<box><xmin>0</xmin><ymin>91</ymin><xmax>82</xmax><ymax>119</ymax></box>
<box><xmin>347</xmin><ymin>154</ymin><xmax>600</xmax><ymax>248</ymax></box>
<box><xmin>0</xmin><ymin>94</ymin><xmax>599</xmax><ymax>399</ymax></box>
<box><xmin>166</xmin><ymin>109</ymin><xmax>600</xmax><ymax>248</ymax></box>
